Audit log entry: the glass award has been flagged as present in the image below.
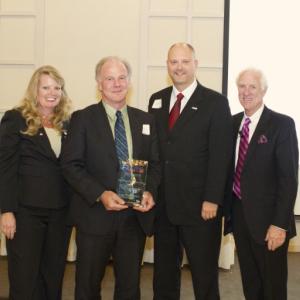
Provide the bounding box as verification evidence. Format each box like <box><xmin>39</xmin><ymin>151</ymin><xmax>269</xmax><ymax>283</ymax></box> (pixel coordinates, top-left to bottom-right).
<box><xmin>116</xmin><ymin>159</ymin><xmax>148</xmax><ymax>206</ymax></box>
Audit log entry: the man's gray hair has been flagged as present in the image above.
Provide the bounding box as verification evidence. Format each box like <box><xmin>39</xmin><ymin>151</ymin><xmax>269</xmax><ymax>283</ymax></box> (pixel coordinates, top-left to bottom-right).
<box><xmin>95</xmin><ymin>56</ymin><xmax>132</xmax><ymax>80</ymax></box>
<box><xmin>236</xmin><ymin>68</ymin><xmax>268</xmax><ymax>93</ymax></box>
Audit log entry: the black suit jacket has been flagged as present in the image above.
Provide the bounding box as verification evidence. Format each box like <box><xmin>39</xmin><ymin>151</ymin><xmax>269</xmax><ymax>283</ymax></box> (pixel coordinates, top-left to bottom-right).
<box><xmin>224</xmin><ymin>106</ymin><xmax>298</xmax><ymax>243</ymax></box>
<box><xmin>61</xmin><ymin>102</ymin><xmax>160</xmax><ymax>236</ymax></box>
<box><xmin>148</xmin><ymin>83</ymin><xmax>233</xmax><ymax>225</ymax></box>
<box><xmin>0</xmin><ymin>109</ymin><xmax>69</xmax><ymax>213</ymax></box>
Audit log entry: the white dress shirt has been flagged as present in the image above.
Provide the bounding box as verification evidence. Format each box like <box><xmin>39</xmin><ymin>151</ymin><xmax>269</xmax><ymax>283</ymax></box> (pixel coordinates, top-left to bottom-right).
<box><xmin>235</xmin><ymin>104</ymin><xmax>264</xmax><ymax>167</ymax></box>
<box><xmin>169</xmin><ymin>80</ymin><xmax>197</xmax><ymax>113</ymax></box>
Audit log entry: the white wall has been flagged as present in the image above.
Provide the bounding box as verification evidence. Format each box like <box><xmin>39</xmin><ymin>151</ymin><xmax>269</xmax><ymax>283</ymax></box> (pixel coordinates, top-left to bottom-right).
<box><xmin>0</xmin><ymin>0</ymin><xmax>225</xmax><ymax>112</ymax></box>
<box><xmin>44</xmin><ymin>0</ymin><xmax>143</xmax><ymax>110</ymax></box>
<box><xmin>228</xmin><ymin>0</ymin><xmax>300</xmax><ymax>215</ymax></box>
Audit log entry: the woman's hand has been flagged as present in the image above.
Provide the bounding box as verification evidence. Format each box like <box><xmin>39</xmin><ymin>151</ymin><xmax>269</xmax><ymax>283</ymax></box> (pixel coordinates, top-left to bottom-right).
<box><xmin>0</xmin><ymin>212</ymin><xmax>16</xmax><ymax>239</ymax></box>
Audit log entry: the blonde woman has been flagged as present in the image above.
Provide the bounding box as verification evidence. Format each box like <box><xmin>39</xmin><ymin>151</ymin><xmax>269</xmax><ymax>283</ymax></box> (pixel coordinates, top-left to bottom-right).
<box><xmin>0</xmin><ymin>65</ymin><xmax>72</xmax><ymax>300</ymax></box>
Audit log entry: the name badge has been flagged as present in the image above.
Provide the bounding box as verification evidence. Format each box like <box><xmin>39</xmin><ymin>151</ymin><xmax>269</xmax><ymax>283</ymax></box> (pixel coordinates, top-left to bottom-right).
<box><xmin>152</xmin><ymin>99</ymin><xmax>162</xmax><ymax>109</ymax></box>
<box><xmin>142</xmin><ymin>124</ymin><xmax>150</xmax><ymax>135</ymax></box>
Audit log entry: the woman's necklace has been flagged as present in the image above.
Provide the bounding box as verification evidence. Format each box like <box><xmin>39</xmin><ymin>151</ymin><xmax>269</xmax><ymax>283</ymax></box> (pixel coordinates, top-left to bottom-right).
<box><xmin>40</xmin><ymin>114</ymin><xmax>54</xmax><ymax>128</ymax></box>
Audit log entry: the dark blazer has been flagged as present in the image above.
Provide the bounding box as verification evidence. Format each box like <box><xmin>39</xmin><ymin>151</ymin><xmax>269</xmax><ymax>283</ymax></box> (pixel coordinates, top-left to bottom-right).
<box><xmin>148</xmin><ymin>83</ymin><xmax>233</xmax><ymax>225</ymax></box>
<box><xmin>224</xmin><ymin>106</ymin><xmax>298</xmax><ymax>243</ymax></box>
<box><xmin>0</xmin><ymin>109</ymin><xmax>69</xmax><ymax>213</ymax></box>
<box><xmin>61</xmin><ymin>102</ymin><xmax>161</xmax><ymax>236</ymax></box>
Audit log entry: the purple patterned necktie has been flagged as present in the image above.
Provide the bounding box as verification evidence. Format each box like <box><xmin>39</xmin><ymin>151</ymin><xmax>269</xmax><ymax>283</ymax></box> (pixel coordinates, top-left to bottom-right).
<box><xmin>233</xmin><ymin>117</ymin><xmax>251</xmax><ymax>199</ymax></box>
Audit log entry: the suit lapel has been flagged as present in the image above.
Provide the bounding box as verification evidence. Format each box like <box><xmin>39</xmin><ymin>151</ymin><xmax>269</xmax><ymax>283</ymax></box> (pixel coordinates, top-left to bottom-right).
<box><xmin>233</xmin><ymin>113</ymin><xmax>244</xmax><ymax>141</ymax></box>
<box><xmin>61</xmin><ymin>121</ymin><xmax>68</xmax><ymax>142</ymax></box>
<box><xmin>59</xmin><ymin>121</ymin><xmax>69</xmax><ymax>159</ymax></box>
<box><xmin>128</xmin><ymin>107</ymin><xmax>142</xmax><ymax>159</ymax></box>
<box><xmin>91</xmin><ymin>102</ymin><xmax>119</xmax><ymax>164</ymax></box>
<box><xmin>32</xmin><ymin>127</ymin><xmax>57</xmax><ymax>160</ymax></box>
<box><xmin>160</xmin><ymin>88</ymin><xmax>172</xmax><ymax>133</ymax></box>
<box><xmin>169</xmin><ymin>83</ymin><xmax>203</xmax><ymax>134</ymax></box>
<box><xmin>150</xmin><ymin>87</ymin><xmax>172</xmax><ymax>139</ymax></box>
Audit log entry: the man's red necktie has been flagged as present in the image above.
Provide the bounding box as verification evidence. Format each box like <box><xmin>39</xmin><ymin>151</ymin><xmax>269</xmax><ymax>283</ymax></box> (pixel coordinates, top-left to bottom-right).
<box><xmin>169</xmin><ymin>93</ymin><xmax>184</xmax><ymax>130</ymax></box>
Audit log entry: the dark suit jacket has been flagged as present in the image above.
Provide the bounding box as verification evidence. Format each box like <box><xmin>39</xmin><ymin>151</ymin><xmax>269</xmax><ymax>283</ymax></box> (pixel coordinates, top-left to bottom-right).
<box><xmin>148</xmin><ymin>83</ymin><xmax>233</xmax><ymax>225</ymax></box>
<box><xmin>61</xmin><ymin>102</ymin><xmax>160</xmax><ymax>236</ymax></box>
<box><xmin>224</xmin><ymin>106</ymin><xmax>298</xmax><ymax>244</ymax></box>
<box><xmin>0</xmin><ymin>109</ymin><xmax>70</xmax><ymax>213</ymax></box>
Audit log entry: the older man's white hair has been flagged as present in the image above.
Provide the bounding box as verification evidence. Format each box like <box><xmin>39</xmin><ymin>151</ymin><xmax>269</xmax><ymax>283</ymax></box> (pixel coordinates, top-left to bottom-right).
<box><xmin>236</xmin><ymin>68</ymin><xmax>268</xmax><ymax>93</ymax></box>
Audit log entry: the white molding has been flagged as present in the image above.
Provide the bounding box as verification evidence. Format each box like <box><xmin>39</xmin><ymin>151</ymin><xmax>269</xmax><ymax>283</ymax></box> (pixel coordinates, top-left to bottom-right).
<box><xmin>138</xmin><ymin>0</ymin><xmax>225</xmax><ymax>111</ymax></box>
<box><xmin>35</xmin><ymin>0</ymin><xmax>45</xmax><ymax>66</ymax></box>
<box><xmin>0</xmin><ymin>11</ymin><xmax>36</xmax><ymax>16</ymax></box>
<box><xmin>149</xmin><ymin>11</ymin><xmax>189</xmax><ymax>17</ymax></box>
<box><xmin>0</xmin><ymin>0</ymin><xmax>45</xmax><ymax>68</ymax></box>
<box><xmin>289</xmin><ymin>246</ymin><xmax>300</xmax><ymax>252</ymax></box>
<box><xmin>186</xmin><ymin>0</ymin><xmax>192</xmax><ymax>42</ymax></box>
<box><xmin>0</xmin><ymin>60</ymin><xmax>35</xmax><ymax>65</ymax></box>
<box><xmin>0</xmin><ymin>108</ymin><xmax>8</xmax><ymax>113</ymax></box>
<box><xmin>149</xmin><ymin>10</ymin><xmax>224</xmax><ymax>18</ymax></box>
<box><xmin>147</xmin><ymin>64</ymin><xmax>223</xmax><ymax>69</ymax></box>
<box><xmin>289</xmin><ymin>221</ymin><xmax>300</xmax><ymax>252</ymax></box>
<box><xmin>137</xmin><ymin>0</ymin><xmax>150</xmax><ymax>109</ymax></box>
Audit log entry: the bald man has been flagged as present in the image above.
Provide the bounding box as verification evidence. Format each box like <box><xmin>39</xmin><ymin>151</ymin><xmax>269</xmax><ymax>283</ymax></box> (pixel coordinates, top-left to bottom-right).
<box><xmin>148</xmin><ymin>43</ymin><xmax>233</xmax><ymax>300</ymax></box>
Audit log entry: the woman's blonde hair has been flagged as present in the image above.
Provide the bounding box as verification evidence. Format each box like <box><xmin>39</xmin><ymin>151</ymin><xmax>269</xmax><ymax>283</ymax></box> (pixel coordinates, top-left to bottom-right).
<box><xmin>17</xmin><ymin>65</ymin><xmax>71</xmax><ymax>135</ymax></box>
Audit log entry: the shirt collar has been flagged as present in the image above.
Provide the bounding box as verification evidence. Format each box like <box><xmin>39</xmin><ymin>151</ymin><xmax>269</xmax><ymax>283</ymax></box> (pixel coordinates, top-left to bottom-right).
<box><xmin>172</xmin><ymin>79</ymin><xmax>197</xmax><ymax>100</ymax></box>
<box><xmin>102</xmin><ymin>101</ymin><xmax>128</xmax><ymax>121</ymax></box>
<box><xmin>243</xmin><ymin>104</ymin><xmax>264</xmax><ymax>124</ymax></box>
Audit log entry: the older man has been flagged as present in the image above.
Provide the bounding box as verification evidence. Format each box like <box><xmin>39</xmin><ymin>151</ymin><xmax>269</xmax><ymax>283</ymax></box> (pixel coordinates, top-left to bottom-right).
<box><xmin>61</xmin><ymin>56</ymin><xmax>160</xmax><ymax>300</ymax></box>
<box><xmin>225</xmin><ymin>68</ymin><xmax>298</xmax><ymax>300</ymax></box>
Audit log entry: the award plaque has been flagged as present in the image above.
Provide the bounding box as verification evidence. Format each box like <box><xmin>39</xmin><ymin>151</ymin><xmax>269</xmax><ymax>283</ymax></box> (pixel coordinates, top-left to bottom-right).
<box><xmin>116</xmin><ymin>159</ymin><xmax>148</xmax><ymax>206</ymax></box>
